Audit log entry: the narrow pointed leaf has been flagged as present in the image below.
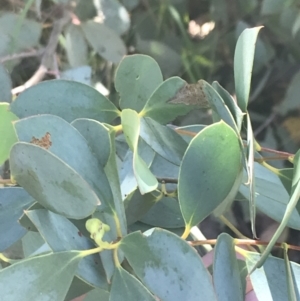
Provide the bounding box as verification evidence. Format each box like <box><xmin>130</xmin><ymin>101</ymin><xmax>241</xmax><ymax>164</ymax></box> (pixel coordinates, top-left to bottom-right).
<box><xmin>213</xmin><ymin>233</ymin><xmax>244</xmax><ymax>301</ymax></box>
<box><xmin>178</xmin><ymin>121</ymin><xmax>242</xmax><ymax>227</ymax></box>
<box><xmin>255</xmin><ymin>149</ymin><xmax>300</xmax><ymax>269</ymax></box>
<box><xmin>234</xmin><ymin>27</ymin><xmax>263</xmax><ymax>112</ymax></box>
<box><xmin>121</xmin><ymin>109</ymin><xmax>158</xmax><ymax>194</ymax></box>
<box><xmin>0</xmin><ymin>103</ymin><xmax>18</xmax><ymax>165</ymax></box>
<box><xmin>10</xmin><ymin>142</ymin><xmax>100</xmax><ymax>219</ymax></box>
<box><xmin>120</xmin><ymin>230</ymin><xmax>217</xmax><ymax>301</ymax></box>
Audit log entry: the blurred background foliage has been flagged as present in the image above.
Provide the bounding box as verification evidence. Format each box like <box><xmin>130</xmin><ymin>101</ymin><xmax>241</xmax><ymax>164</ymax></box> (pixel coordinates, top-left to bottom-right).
<box><xmin>1</xmin><ymin>0</ymin><xmax>300</xmax><ymax>260</ymax></box>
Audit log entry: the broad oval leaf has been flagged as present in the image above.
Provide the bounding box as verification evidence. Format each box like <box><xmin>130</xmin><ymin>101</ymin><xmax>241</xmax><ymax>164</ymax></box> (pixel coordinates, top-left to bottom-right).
<box><xmin>110</xmin><ymin>267</ymin><xmax>156</xmax><ymax>301</ymax></box>
<box><xmin>81</xmin><ymin>20</ymin><xmax>126</xmax><ymax>63</ymax></box>
<box><xmin>0</xmin><ymin>103</ymin><xmax>18</xmax><ymax>165</ymax></box>
<box><xmin>120</xmin><ymin>229</ymin><xmax>217</xmax><ymax>301</ymax></box>
<box><xmin>234</xmin><ymin>26</ymin><xmax>263</xmax><ymax>112</ymax></box>
<box><xmin>10</xmin><ymin>80</ymin><xmax>119</xmax><ymax>123</ymax></box>
<box><xmin>214</xmin><ymin>233</ymin><xmax>244</xmax><ymax>301</ymax></box>
<box><xmin>14</xmin><ymin>114</ymin><xmax>113</xmax><ymax>209</ymax></box>
<box><xmin>121</xmin><ymin>109</ymin><xmax>158</xmax><ymax>194</ymax></box>
<box><xmin>115</xmin><ymin>54</ymin><xmax>163</xmax><ymax>112</ymax></box>
<box><xmin>0</xmin><ymin>251</ymin><xmax>82</xmax><ymax>301</ymax></box>
<box><xmin>178</xmin><ymin>121</ymin><xmax>242</xmax><ymax>227</ymax></box>
<box><xmin>10</xmin><ymin>142</ymin><xmax>100</xmax><ymax>219</ymax></box>
<box><xmin>0</xmin><ymin>187</ymin><xmax>34</xmax><ymax>252</ymax></box>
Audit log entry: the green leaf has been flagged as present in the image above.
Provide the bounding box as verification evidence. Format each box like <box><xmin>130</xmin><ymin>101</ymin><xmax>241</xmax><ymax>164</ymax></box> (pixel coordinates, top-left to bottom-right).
<box><xmin>140</xmin><ymin>197</ymin><xmax>185</xmax><ymax>229</ymax></box>
<box><xmin>234</xmin><ymin>26</ymin><xmax>262</xmax><ymax>112</ymax></box>
<box><xmin>124</xmin><ymin>189</ymin><xmax>158</xmax><ymax>225</ymax></box>
<box><xmin>198</xmin><ymin>80</ymin><xmax>238</xmax><ymax>132</ymax></box>
<box><xmin>25</xmin><ymin>209</ymin><xmax>108</xmax><ymax>290</ymax></box>
<box><xmin>19</xmin><ymin>202</ymin><xmax>43</xmax><ymax>232</ymax></box>
<box><xmin>278</xmin><ymin>71</ymin><xmax>300</xmax><ymax>115</ymax></box>
<box><xmin>141</xmin><ymin>77</ymin><xmax>193</xmax><ymax>124</ymax></box>
<box><xmin>10</xmin><ymin>142</ymin><xmax>100</xmax><ymax>219</ymax></box>
<box><xmin>140</xmin><ymin>117</ymin><xmax>188</xmax><ymax>166</ymax></box>
<box><xmin>22</xmin><ymin>231</ymin><xmax>49</xmax><ymax>258</ymax></box>
<box><xmin>246</xmin><ymin>252</ymin><xmax>300</xmax><ymax>300</ymax></box>
<box><xmin>61</xmin><ymin>66</ymin><xmax>92</xmax><ymax>85</ymax></box>
<box><xmin>135</xmin><ymin>39</ymin><xmax>182</xmax><ymax>78</ymax></box>
<box><xmin>14</xmin><ymin>114</ymin><xmax>113</xmax><ymax>211</ymax></box>
<box><xmin>71</xmin><ymin>119</ymin><xmax>110</xmax><ymax>167</ymax></box>
<box><xmin>254</xmin><ymin>149</ymin><xmax>300</xmax><ymax>269</ymax></box>
<box><xmin>120</xmin><ymin>230</ymin><xmax>217</xmax><ymax>301</ymax></box>
<box><xmin>10</xmin><ymin>80</ymin><xmax>119</xmax><ymax>123</ymax></box>
<box><xmin>0</xmin><ymin>103</ymin><xmax>18</xmax><ymax>165</ymax></box>
<box><xmin>213</xmin><ymin>234</ymin><xmax>244</xmax><ymax>301</ymax></box>
<box><xmin>283</xmin><ymin>245</ymin><xmax>298</xmax><ymax>301</ymax></box>
<box><xmin>83</xmin><ymin>288</ymin><xmax>109</xmax><ymax>301</ymax></box>
<box><xmin>81</xmin><ymin>20</ymin><xmax>126</xmax><ymax>63</ymax></box>
<box><xmin>0</xmin><ymin>251</ymin><xmax>82</xmax><ymax>301</ymax></box>
<box><xmin>178</xmin><ymin>121</ymin><xmax>242</xmax><ymax>227</ymax></box>
<box><xmin>211</xmin><ymin>81</ymin><xmax>244</xmax><ymax>132</ymax></box>
<box><xmin>64</xmin><ymin>24</ymin><xmax>88</xmax><ymax>68</ymax></box>
<box><xmin>0</xmin><ymin>187</ymin><xmax>34</xmax><ymax>251</ymax></box>
<box><xmin>121</xmin><ymin>109</ymin><xmax>158</xmax><ymax>194</ymax></box>
<box><xmin>240</xmin><ymin>164</ymin><xmax>300</xmax><ymax>230</ymax></box>
<box><xmin>94</xmin><ymin>0</ymin><xmax>130</xmax><ymax>35</ymax></box>
<box><xmin>115</xmin><ymin>54</ymin><xmax>163</xmax><ymax>112</ymax></box>
<box><xmin>0</xmin><ymin>13</ymin><xmax>41</xmax><ymax>54</ymax></box>
<box><xmin>261</xmin><ymin>0</ymin><xmax>286</xmax><ymax>15</ymax></box>
<box><xmin>110</xmin><ymin>267</ymin><xmax>156</xmax><ymax>301</ymax></box>
<box><xmin>0</xmin><ymin>65</ymin><xmax>12</xmax><ymax>102</ymax></box>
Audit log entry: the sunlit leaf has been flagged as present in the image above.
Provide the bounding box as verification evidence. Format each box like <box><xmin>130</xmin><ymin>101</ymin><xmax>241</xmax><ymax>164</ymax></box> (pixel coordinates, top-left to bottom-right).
<box><xmin>178</xmin><ymin>121</ymin><xmax>242</xmax><ymax>227</ymax></box>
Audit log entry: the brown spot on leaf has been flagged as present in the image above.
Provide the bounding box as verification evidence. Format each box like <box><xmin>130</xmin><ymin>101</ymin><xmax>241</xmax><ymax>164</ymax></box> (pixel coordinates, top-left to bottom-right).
<box><xmin>30</xmin><ymin>132</ymin><xmax>52</xmax><ymax>149</ymax></box>
<box><xmin>168</xmin><ymin>80</ymin><xmax>209</xmax><ymax>108</ymax></box>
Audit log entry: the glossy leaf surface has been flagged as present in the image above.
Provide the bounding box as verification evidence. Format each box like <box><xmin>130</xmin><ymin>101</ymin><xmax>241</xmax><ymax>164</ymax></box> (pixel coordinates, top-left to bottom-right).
<box><xmin>178</xmin><ymin>121</ymin><xmax>241</xmax><ymax>227</ymax></box>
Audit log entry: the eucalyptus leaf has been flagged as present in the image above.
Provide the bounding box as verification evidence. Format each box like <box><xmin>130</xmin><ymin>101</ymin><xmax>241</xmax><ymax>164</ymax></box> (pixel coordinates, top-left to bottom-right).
<box><xmin>25</xmin><ymin>209</ymin><xmax>108</xmax><ymax>290</ymax></box>
<box><xmin>0</xmin><ymin>187</ymin><xmax>34</xmax><ymax>252</ymax></box>
<box><xmin>0</xmin><ymin>251</ymin><xmax>83</xmax><ymax>301</ymax></box>
<box><xmin>141</xmin><ymin>77</ymin><xmax>193</xmax><ymax>124</ymax></box>
<box><xmin>10</xmin><ymin>80</ymin><xmax>119</xmax><ymax>123</ymax></box>
<box><xmin>234</xmin><ymin>26</ymin><xmax>262</xmax><ymax>112</ymax></box>
<box><xmin>10</xmin><ymin>142</ymin><xmax>100</xmax><ymax>219</ymax></box>
<box><xmin>81</xmin><ymin>21</ymin><xmax>126</xmax><ymax>63</ymax></box>
<box><xmin>64</xmin><ymin>24</ymin><xmax>88</xmax><ymax>68</ymax></box>
<box><xmin>14</xmin><ymin>114</ymin><xmax>114</xmax><ymax>211</ymax></box>
<box><xmin>0</xmin><ymin>103</ymin><xmax>18</xmax><ymax>165</ymax></box>
<box><xmin>140</xmin><ymin>117</ymin><xmax>188</xmax><ymax>166</ymax></box>
<box><xmin>178</xmin><ymin>121</ymin><xmax>242</xmax><ymax>228</ymax></box>
<box><xmin>0</xmin><ymin>64</ymin><xmax>12</xmax><ymax>102</ymax></box>
<box><xmin>213</xmin><ymin>233</ymin><xmax>244</xmax><ymax>301</ymax></box>
<box><xmin>110</xmin><ymin>267</ymin><xmax>156</xmax><ymax>301</ymax></box>
<box><xmin>115</xmin><ymin>54</ymin><xmax>163</xmax><ymax>112</ymax></box>
<box><xmin>120</xmin><ymin>230</ymin><xmax>217</xmax><ymax>301</ymax></box>
<box><xmin>121</xmin><ymin>109</ymin><xmax>158</xmax><ymax>194</ymax></box>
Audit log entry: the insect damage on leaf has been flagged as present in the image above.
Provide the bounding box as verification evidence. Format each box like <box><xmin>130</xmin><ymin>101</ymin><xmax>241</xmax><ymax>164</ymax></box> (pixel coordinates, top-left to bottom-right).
<box><xmin>30</xmin><ymin>132</ymin><xmax>52</xmax><ymax>149</ymax></box>
<box><xmin>168</xmin><ymin>80</ymin><xmax>210</xmax><ymax>108</ymax></box>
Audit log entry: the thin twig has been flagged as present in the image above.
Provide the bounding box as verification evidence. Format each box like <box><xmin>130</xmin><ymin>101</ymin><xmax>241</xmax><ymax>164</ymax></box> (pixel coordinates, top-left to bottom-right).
<box><xmin>0</xmin><ymin>48</ymin><xmax>44</xmax><ymax>63</ymax></box>
<box><xmin>12</xmin><ymin>7</ymin><xmax>71</xmax><ymax>95</ymax></box>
